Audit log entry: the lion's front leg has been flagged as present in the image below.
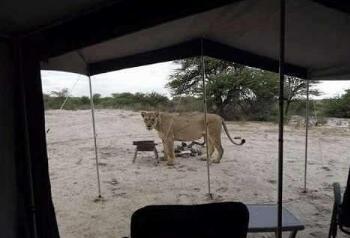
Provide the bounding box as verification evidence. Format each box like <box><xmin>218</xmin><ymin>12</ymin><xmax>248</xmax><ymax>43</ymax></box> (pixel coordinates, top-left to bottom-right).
<box><xmin>164</xmin><ymin>139</ymin><xmax>175</xmax><ymax>166</ymax></box>
<box><xmin>160</xmin><ymin>139</ymin><xmax>168</xmax><ymax>161</ymax></box>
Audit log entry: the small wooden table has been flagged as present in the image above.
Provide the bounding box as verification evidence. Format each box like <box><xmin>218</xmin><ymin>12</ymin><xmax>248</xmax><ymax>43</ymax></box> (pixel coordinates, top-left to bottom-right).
<box><xmin>247</xmin><ymin>204</ymin><xmax>305</xmax><ymax>238</ymax></box>
<box><xmin>132</xmin><ymin>141</ymin><xmax>159</xmax><ymax>165</ymax></box>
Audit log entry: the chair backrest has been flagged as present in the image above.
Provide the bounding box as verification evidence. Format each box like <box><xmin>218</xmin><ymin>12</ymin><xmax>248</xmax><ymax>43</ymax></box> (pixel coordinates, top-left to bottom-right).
<box><xmin>130</xmin><ymin>202</ymin><xmax>249</xmax><ymax>238</ymax></box>
<box><xmin>340</xmin><ymin>168</ymin><xmax>350</xmax><ymax>228</ymax></box>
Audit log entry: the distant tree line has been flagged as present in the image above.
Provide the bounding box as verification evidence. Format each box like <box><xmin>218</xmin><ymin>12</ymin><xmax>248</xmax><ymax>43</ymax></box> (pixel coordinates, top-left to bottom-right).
<box><xmin>43</xmin><ymin>91</ymin><xmax>172</xmax><ymax>111</ymax></box>
<box><xmin>43</xmin><ymin>89</ymin><xmax>350</xmax><ymax>120</ymax></box>
<box><xmin>321</xmin><ymin>89</ymin><xmax>350</xmax><ymax>118</ymax></box>
<box><xmin>43</xmin><ymin>57</ymin><xmax>350</xmax><ymax>120</ymax></box>
<box><xmin>44</xmin><ymin>90</ymin><xmax>206</xmax><ymax>113</ymax></box>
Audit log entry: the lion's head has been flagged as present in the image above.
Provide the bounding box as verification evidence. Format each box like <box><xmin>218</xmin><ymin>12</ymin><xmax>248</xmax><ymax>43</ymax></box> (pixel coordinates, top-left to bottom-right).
<box><xmin>141</xmin><ymin>111</ymin><xmax>159</xmax><ymax>130</ymax></box>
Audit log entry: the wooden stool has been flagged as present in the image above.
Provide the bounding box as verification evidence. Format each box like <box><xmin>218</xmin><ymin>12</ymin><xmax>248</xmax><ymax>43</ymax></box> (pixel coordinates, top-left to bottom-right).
<box><xmin>132</xmin><ymin>141</ymin><xmax>159</xmax><ymax>165</ymax></box>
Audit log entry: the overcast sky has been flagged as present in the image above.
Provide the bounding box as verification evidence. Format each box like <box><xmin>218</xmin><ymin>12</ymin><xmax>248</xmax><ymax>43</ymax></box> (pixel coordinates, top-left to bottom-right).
<box><xmin>41</xmin><ymin>61</ymin><xmax>350</xmax><ymax>99</ymax></box>
<box><xmin>41</xmin><ymin>62</ymin><xmax>178</xmax><ymax>97</ymax></box>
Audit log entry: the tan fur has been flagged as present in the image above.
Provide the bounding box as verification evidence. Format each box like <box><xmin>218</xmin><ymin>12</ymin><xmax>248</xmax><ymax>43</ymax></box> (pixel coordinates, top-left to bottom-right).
<box><xmin>141</xmin><ymin>111</ymin><xmax>244</xmax><ymax>166</ymax></box>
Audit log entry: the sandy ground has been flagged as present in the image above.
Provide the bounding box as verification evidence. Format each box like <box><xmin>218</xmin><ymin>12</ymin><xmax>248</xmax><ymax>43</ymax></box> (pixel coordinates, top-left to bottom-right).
<box><xmin>45</xmin><ymin>109</ymin><xmax>350</xmax><ymax>238</ymax></box>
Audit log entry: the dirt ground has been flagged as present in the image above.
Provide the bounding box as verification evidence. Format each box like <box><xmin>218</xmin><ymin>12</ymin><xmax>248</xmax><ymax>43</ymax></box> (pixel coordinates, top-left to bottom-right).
<box><xmin>45</xmin><ymin>109</ymin><xmax>350</xmax><ymax>238</ymax></box>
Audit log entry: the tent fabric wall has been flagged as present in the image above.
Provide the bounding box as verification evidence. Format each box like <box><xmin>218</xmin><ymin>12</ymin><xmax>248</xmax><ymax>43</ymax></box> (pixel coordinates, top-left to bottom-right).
<box><xmin>341</xmin><ymin>169</ymin><xmax>350</xmax><ymax>227</ymax></box>
<box><xmin>0</xmin><ymin>40</ymin><xmax>17</xmax><ymax>238</ymax></box>
<box><xmin>17</xmin><ymin>39</ymin><xmax>60</xmax><ymax>238</ymax></box>
<box><xmin>0</xmin><ymin>39</ymin><xmax>60</xmax><ymax>238</ymax></box>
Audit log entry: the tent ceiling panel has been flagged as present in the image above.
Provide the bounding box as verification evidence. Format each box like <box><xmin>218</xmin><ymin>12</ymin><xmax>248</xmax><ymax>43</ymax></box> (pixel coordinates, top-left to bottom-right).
<box><xmin>86</xmin><ymin>39</ymin><xmax>308</xmax><ymax>78</ymax></box>
<box><xmin>41</xmin><ymin>0</ymin><xmax>350</xmax><ymax>79</ymax></box>
<box><xmin>0</xmin><ymin>0</ymin><xmax>112</xmax><ymax>34</ymax></box>
<box><xmin>39</xmin><ymin>0</ymin><xmax>236</xmax><ymax>58</ymax></box>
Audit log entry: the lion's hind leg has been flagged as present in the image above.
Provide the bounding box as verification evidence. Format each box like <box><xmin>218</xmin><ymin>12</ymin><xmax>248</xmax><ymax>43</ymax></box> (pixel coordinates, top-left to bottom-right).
<box><xmin>207</xmin><ymin>122</ymin><xmax>223</xmax><ymax>163</ymax></box>
<box><xmin>211</xmin><ymin>138</ymin><xmax>224</xmax><ymax>163</ymax></box>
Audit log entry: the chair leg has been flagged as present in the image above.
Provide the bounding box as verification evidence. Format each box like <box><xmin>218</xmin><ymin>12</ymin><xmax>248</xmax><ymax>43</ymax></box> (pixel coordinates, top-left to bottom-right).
<box><xmin>154</xmin><ymin>148</ymin><xmax>159</xmax><ymax>165</ymax></box>
<box><xmin>328</xmin><ymin>203</ymin><xmax>338</xmax><ymax>238</ymax></box>
<box><xmin>132</xmin><ymin>149</ymin><xmax>138</xmax><ymax>163</ymax></box>
<box><xmin>289</xmin><ymin>230</ymin><xmax>298</xmax><ymax>238</ymax></box>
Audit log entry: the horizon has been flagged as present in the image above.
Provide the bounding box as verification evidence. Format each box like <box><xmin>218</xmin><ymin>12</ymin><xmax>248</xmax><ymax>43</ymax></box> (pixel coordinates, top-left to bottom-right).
<box><xmin>41</xmin><ymin>61</ymin><xmax>350</xmax><ymax>99</ymax></box>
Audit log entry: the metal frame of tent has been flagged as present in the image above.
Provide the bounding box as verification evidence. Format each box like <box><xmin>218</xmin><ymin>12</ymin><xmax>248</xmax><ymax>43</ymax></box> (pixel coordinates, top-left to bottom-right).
<box><xmin>43</xmin><ymin>1</ymin><xmax>308</xmax><ymax>237</ymax></box>
<box><xmin>53</xmin><ymin>3</ymin><xmax>320</xmax><ymax>237</ymax></box>
<box><xmin>304</xmin><ymin>80</ymin><xmax>310</xmax><ymax>193</ymax></box>
<box><xmin>82</xmin><ymin>4</ymin><xmax>288</xmax><ymax>237</ymax></box>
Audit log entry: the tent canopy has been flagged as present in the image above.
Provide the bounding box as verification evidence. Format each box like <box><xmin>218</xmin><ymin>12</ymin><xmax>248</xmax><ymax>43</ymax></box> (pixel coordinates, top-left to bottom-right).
<box><xmin>36</xmin><ymin>0</ymin><xmax>350</xmax><ymax>79</ymax></box>
<box><xmin>1</xmin><ymin>0</ymin><xmax>350</xmax><ymax>79</ymax></box>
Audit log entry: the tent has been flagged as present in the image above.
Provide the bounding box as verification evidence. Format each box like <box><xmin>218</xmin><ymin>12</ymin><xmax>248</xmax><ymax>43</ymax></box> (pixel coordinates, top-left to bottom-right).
<box><xmin>1</xmin><ymin>0</ymin><xmax>350</xmax><ymax>237</ymax></box>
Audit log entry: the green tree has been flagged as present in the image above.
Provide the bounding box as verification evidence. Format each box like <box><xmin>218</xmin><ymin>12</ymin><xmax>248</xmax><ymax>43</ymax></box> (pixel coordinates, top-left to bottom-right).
<box><xmin>93</xmin><ymin>93</ymin><xmax>101</xmax><ymax>104</ymax></box>
<box><xmin>80</xmin><ymin>96</ymin><xmax>90</xmax><ymax>104</ymax></box>
<box><xmin>168</xmin><ymin>57</ymin><xmax>279</xmax><ymax>120</ymax></box>
<box><xmin>284</xmin><ymin>77</ymin><xmax>320</xmax><ymax>116</ymax></box>
<box><xmin>46</xmin><ymin>88</ymin><xmax>70</xmax><ymax>109</ymax></box>
<box><xmin>144</xmin><ymin>92</ymin><xmax>169</xmax><ymax>107</ymax></box>
<box><xmin>50</xmin><ymin>88</ymin><xmax>70</xmax><ymax>98</ymax></box>
<box><xmin>168</xmin><ymin>57</ymin><xmax>320</xmax><ymax>120</ymax></box>
<box><xmin>322</xmin><ymin>89</ymin><xmax>350</xmax><ymax>118</ymax></box>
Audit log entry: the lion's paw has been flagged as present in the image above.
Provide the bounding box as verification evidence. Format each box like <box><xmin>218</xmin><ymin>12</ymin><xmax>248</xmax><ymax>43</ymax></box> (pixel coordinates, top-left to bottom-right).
<box><xmin>167</xmin><ymin>160</ymin><xmax>175</xmax><ymax>166</ymax></box>
<box><xmin>199</xmin><ymin>156</ymin><xmax>208</xmax><ymax>161</ymax></box>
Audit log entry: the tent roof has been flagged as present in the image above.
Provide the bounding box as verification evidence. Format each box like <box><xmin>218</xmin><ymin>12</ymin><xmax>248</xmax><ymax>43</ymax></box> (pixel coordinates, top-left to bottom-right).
<box><xmin>3</xmin><ymin>0</ymin><xmax>350</xmax><ymax>79</ymax></box>
<box><xmin>0</xmin><ymin>0</ymin><xmax>111</xmax><ymax>34</ymax></box>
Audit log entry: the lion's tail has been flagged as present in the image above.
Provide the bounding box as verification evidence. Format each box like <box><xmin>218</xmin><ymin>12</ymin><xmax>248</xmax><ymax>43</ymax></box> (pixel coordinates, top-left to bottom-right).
<box><xmin>222</xmin><ymin>120</ymin><xmax>245</xmax><ymax>145</ymax></box>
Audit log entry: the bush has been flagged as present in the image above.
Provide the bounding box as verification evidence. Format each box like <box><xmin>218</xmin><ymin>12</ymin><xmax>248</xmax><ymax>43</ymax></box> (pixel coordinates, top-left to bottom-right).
<box><xmin>44</xmin><ymin>92</ymin><xmax>171</xmax><ymax>111</ymax></box>
<box><xmin>321</xmin><ymin>90</ymin><xmax>350</xmax><ymax>118</ymax></box>
<box><xmin>43</xmin><ymin>89</ymin><xmax>350</xmax><ymax>121</ymax></box>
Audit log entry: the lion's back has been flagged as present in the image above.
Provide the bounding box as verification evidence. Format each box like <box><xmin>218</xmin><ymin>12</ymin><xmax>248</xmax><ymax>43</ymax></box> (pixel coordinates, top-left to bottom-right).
<box><xmin>158</xmin><ymin>112</ymin><xmax>222</xmax><ymax>141</ymax></box>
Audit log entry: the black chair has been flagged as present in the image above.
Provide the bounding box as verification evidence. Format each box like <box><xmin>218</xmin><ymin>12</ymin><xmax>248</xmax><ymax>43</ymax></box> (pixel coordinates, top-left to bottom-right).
<box><xmin>329</xmin><ymin>168</ymin><xmax>350</xmax><ymax>238</ymax></box>
<box><xmin>130</xmin><ymin>202</ymin><xmax>249</xmax><ymax>238</ymax></box>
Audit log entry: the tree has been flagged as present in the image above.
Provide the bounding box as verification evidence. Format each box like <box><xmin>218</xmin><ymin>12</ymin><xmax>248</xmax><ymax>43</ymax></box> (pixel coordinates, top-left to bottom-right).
<box><xmin>144</xmin><ymin>92</ymin><xmax>169</xmax><ymax>107</ymax></box>
<box><xmin>93</xmin><ymin>93</ymin><xmax>101</xmax><ymax>104</ymax></box>
<box><xmin>50</xmin><ymin>88</ymin><xmax>70</xmax><ymax>98</ymax></box>
<box><xmin>80</xmin><ymin>96</ymin><xmax>90</xmax><ymax>104</ymax></box>
<box><xmin>284</xmin><ymin>77</ymin><xmax>320</xmax><ymax>116</ymax></box>
<box><xmin>168</xmin><ymin>57</ymin><xmax>241</xmax><ymax>95</ymax></box>
<box><xmin>322</xmin><ymin>89</ymin><xmax>350</xmax><ymax>118</ymax></box>
<box><xmin>168</xmin><ymin>57</ymin><xmax>321</xmax><ymax>120</ymax></box>
<box><xmin>168</xmin><ymin>57</ymin><xmax>280</xmax><ymax>120</ymax></box>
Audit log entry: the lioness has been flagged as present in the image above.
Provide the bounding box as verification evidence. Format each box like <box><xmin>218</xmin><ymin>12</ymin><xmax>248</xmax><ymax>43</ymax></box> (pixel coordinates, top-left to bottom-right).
<box><xmin>141</xmin><ymin>111</ymin><xmax>245</xmax><ymax>166</ymax></box>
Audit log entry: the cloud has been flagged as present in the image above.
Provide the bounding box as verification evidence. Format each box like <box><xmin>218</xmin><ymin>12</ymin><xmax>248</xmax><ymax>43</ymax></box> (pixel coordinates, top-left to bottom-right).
<box><xmin>41</xmin><ymin>62</ymin><xmax>178</xmax><ymax>97</ymax></box>
<box><xmin>314</xmin><ymin>80</ymin><xmax>350</xmax><ymax>99</ymax></box>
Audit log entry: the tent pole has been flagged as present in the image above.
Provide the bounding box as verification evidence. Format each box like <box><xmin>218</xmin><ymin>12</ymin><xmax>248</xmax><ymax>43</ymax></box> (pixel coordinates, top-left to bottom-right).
<box><xmin>201</xmin><ymin>39</ymin><xmax>212</xmax><ymax>199</ymax></box>
<box><xmin>16</xmin><ymin>37</ymin><xmax>39</xmax><ymax>238</ymax></box>
<box><xmin>77</xmin><ymin>51</ymin><xmax>102</xmax><ymax>199</ymax></box>
<box><xmin>88</xmin><ymin>75</ymin><xmax>102</xmax><ymax>198</ymax></box>
<box><xmin>277</xmin><ymin>0</ymin><xmax>286</xmax><ymax>237</ymax></box>
<box><xmin>303</xmin><ymin>79</ymin><xmax>310</xmax><ymax>193</ymax></box>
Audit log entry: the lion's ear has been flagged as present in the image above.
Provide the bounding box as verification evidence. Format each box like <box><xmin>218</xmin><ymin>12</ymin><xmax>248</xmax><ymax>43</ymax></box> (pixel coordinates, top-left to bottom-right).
<box><xmin>155</xmin><ymin>111</ymin><xmax>159</xmax><ymax>117</ymax></box>
<box><xmin>141</xmin><ymin>111</ymin><xmax>146</xmax><ymax>118</ymax></box>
